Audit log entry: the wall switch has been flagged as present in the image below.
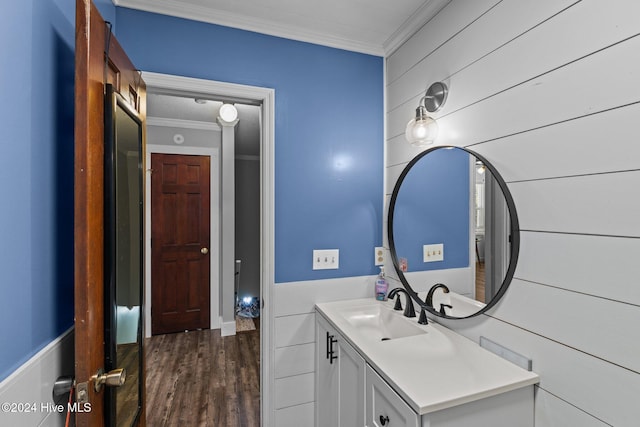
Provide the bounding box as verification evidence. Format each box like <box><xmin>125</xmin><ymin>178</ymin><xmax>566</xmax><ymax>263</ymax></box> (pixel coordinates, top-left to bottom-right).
<box><xmin>423</xmin><ymin>243</ymin><xmax>444</xmax><ymax>262</ymax></box>
<box><xmin>374</xmin><ymin>247</ymin><xmax>384</xmax><ymax>266</ymax></box>
<box><xmin>313</xmin><ymin>249</ymin><xmax>339</xmax><ymax>270</ymax></box>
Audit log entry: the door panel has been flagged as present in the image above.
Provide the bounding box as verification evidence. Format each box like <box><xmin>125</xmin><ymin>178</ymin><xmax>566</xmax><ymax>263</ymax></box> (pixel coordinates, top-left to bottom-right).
<box><xmin>74</xmin><ymin>1</ymin><xmax>146</xmax><ymax>425</ymax></box>
<box><xmin>151</xmin><ymin>154</ymin><xmax>211</xmax><ymax>335</ymax></box>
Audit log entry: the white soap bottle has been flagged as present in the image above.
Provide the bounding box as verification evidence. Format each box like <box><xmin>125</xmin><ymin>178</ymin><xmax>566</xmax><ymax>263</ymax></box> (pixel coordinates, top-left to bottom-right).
<box><xmin>375</xmin><ymin>266</ymin><xmax>388</xmax><ymax>301</ymax></box>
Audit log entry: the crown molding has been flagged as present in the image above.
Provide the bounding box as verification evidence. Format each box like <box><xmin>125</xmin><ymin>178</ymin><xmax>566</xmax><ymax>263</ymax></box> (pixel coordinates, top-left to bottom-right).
<box><xmin>383</xmin><ymin>0</ymin><xmax>451</xmax><ymax>56</ymax></box>
<box><xmin>147</xmin><ymin>116</ymin><xmax>221</xmax><ymax>131</ymax></box>
<box><xmin>114</xmin><ymin>0</ymin><xmax>385</xmax><ymax>56</ymax></box>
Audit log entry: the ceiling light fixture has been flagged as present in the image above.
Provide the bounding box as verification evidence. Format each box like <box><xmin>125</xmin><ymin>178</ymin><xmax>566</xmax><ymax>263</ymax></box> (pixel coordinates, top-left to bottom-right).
<box><xmin>218</xmin><ymin>103</ymin><xmax>238</xmax><ymax>123</ymax></box>
<box><xmin>405</xmin><ymin>82</ymin><xmax>448</xmax><ymax>147</ymax></box>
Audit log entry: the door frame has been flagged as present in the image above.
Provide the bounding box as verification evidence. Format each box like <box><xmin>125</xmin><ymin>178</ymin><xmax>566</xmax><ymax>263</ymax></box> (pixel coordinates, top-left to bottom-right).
<box><xmin>142</xmin><ymin>71</ymin><xmax>275</xmax><ymax>427</ymax></box>
<box><xmin>145</xmin><ymin>145</ymin><xmax>220</xmax><ymax>337</ymax></box>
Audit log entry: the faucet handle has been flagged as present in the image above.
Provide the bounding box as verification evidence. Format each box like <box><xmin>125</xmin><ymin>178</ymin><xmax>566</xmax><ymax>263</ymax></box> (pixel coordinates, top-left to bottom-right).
<box><xmin>392</xmin><ymin>295</ymin><xmax>403</xmax><ymax>311</ymax></box>
<box><xmin>417</xmin><ymin>307</ymin><xmax>428</xmax><ymax>325</ymax></box>
<box><xmin>404</xmin><ymin>300</ymin><xmax>416</xmax><ymax>318</ymax></box>
<box><xmin>439</xmin><ymin>303</ymin><xmax>453</xmax><ymax>315</ymax></box>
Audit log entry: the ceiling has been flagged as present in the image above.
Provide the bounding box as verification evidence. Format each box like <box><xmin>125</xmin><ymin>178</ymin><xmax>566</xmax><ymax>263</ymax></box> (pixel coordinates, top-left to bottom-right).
<box><xmin>114</xmin><ymin>0</ymin><xmax>451</xmax><ymax>56</ymax></box>
<box><xmin>148</xmin><ymin>93</ymin><xmax>262</xmax><ymax>156</ymax></box>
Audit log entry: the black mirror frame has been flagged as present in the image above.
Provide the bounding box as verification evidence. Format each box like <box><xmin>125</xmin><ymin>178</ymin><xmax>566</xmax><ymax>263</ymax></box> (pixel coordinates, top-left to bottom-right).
<box><xmin>387</xmin><ymin>145</ymin><xmax>520</xmax><ymax>319</ymax></box>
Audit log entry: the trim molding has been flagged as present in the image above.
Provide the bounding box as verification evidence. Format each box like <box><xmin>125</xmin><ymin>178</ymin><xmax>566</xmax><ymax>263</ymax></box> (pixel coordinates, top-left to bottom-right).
<box><xmin>221</xmin><ymin>319</ymin><xmax>236</xmax><ymax>337</ymax></box>
<box><xmin>114</xmin><ymin>0</ymin><xmax>382</xmax><ymax>55</ymax></box>
<box><xmin>114</xmin><ymin>0</ymin><xmax>450</xmax><ymax>56</ymax></box>
<box><xmin>147</xmin><ymin>116</ymin><xmax>221</xmax><ymax>131</ymax></box>
<box><xmin>145</xmin><ymin>144</ymin><xmax>221</xmax><ymax>338</ymax></box>
<box><xmin>0</xmin><ymin>328</ymin><xmax>74</xmax><ymax>427</ymax></box>
<box><xmin>383</xmin><ymin>0</ymin><xmax>452</xmax><ymax>56</ymax></box>
<box><xmin>142</xmin><ymin>71</ymin><xmax>276</xmax><ymax>427</ymax></box>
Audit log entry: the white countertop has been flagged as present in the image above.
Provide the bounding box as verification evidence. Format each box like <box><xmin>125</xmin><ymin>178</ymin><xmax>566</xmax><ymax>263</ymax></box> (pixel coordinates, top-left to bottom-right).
<box><xmin>316</xmin><ymin>298</ymin><xmax>539</xmax><ymax>415</ymax></box>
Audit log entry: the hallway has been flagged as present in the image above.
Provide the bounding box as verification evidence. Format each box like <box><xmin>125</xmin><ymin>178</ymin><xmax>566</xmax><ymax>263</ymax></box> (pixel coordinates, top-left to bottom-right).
<box><xmin>145</xmin><ymin>324</ymin><xmax>260</xmax><ymax>426</ymax></box>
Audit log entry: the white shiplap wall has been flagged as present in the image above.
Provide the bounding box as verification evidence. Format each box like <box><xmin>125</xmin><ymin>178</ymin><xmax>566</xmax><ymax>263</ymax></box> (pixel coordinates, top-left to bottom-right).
<box><xmin>385</xmin><ymin>1</ymin><xmax>640</xmax><ymax>426</ymax></box>
<box><xmin>271</xmin><ymin>277</ymin><xmax>372</xmax><ymax>425</ymax></box>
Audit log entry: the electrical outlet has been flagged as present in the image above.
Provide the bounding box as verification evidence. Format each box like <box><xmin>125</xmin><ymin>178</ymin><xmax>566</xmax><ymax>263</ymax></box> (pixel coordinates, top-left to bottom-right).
<box><xmin>313</xmin><ymin>249</ymin><xmax>339</xmax><ymax>270</ymax></box>
<box><xmin>374</xmin><ymin>246</ymin><xmax>384</xmax><ymax>266</ymax></box>
<box><xmin>423</xmin><ymin>243</ymin><xmax>444</xmax><ymax>262</ymax></box>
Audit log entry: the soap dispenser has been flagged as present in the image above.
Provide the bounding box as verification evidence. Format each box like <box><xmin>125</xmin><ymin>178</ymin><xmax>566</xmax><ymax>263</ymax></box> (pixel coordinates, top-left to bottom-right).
<box><xmin>375</xmin><ymin>266</ymin><xmax>389</xmax><ymax>301</ymax></box>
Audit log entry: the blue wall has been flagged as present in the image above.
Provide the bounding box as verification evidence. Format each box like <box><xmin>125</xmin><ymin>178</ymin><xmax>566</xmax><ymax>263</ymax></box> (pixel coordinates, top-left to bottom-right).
<box><xmin>0</xmin><ymin>0</ymin><xmax>382</xmax><ymax>382</ymax></box>
<box><xmin>0</xmin><ymin>0</ymin><xmax>85</xmax><ymax>382</ymax></box>
<box><xmin>392</xmin><ymin>148</ymin><xmax>470</xmax><ymax>271</ymax></box>
<box><xmin>115</xmin><ymin>8</ymin><xmax>385</xmax><ymax>283</ymax></box>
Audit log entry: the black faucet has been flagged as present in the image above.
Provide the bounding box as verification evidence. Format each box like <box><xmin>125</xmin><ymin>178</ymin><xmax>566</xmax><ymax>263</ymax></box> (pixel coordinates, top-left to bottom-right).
<box><xmin>418</xmin><ymin>283</ymin><xmax>451</xmax><ymax>324</ymax></box>
<box><xmin>387</xmin><ymin>288</ymin><xmax>416</xmax><ymax>318</ymax></box>
<box><xmin>425</xmin><ymin>283</ymin><xmax>450</xmax><ymax>309</ymax></box>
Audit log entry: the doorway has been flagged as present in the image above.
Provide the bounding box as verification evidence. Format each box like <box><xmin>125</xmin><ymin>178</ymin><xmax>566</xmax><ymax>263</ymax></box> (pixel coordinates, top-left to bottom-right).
<box><xmin>142</xmin><ymin>71</ymin><xmax>274</xmax><ymax>426</ymax></box>
<box><xmin>151</xmin><ymin>153</ymin><xmax>212</xmax><ymax>335</ymax></box>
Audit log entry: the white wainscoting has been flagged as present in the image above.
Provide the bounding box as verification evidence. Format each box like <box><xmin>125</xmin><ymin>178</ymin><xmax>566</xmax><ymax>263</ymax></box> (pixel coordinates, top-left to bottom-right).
<box><xmin>272</xmin><ymin>276</ymin><xmax>373</xmax><ymax>425</ymax></box>
<box><xmin>385</xmin><ymin>0</ymin><xmax>640</xmax><ymax>425</ymax></box>
<box><xmin>0</xmin><ymin>328</ymin><xmax>74</xmax><ymax>427</ymax></box>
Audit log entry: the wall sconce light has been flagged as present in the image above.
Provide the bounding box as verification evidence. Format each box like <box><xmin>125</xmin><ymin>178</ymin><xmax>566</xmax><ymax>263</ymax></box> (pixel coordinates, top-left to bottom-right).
<box><xmin>405</xmin><ymin>82</ymin><xmax>448</xmax><ymax>147</ymax></box>
<box><xmin>219</xmin><ymin>103</ymin><xmax>238</xmax><ymax>123</ymax></box>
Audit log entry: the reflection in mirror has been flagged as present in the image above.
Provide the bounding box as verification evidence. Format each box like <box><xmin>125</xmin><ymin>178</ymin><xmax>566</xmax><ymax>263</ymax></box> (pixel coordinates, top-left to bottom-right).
<box><xmin>388</xmin><ymin>146</ymin><xmax>519</xmax><ymax>319</ymax></box>
<box><xmin>105</xmin><ymin>84</ymin><xmax>143</xmax><ymax>426</ymax></box>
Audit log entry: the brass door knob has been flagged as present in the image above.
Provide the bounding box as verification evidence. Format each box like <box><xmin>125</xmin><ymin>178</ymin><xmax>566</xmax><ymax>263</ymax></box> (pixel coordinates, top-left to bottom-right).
<box><xmin>201</xmin><ymin>247</ymin><xmax>209</xmax><ymax>255</ymax></box>
<box><xmin>92</xmin><ymin>368</ymin><xmax>126</xmax><ymax>392</ymax></box>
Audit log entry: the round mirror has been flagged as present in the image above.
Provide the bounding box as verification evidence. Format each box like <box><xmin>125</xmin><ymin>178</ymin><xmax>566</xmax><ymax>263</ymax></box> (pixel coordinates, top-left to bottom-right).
<box><xmin>387</xmin><ymin>146</ymin><xmax>519</xmax><ymax>319</ymax></box>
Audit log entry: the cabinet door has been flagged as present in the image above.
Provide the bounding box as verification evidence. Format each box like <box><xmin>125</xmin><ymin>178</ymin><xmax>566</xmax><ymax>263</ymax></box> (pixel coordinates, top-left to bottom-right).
<box><xmin>338</xmin><ymin>338</ymin><xmax>365</xmax><ymax>426</ymax></box>
<box><xmin>366</xmin><ymin>364</ymin><xmax>419</xmax><ymax>427</ymax></box>
<box><xmin>316</xmin><ymin>317</ymin><xmax>339</xmax><ymax>427</ymax></box>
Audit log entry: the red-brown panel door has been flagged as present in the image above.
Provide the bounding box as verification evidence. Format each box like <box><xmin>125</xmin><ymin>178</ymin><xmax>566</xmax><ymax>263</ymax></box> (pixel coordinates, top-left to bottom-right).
<box><xmin>151</xmin><ymin>153</ymin><xmax>211</xmax><ymax>335</ymax></box>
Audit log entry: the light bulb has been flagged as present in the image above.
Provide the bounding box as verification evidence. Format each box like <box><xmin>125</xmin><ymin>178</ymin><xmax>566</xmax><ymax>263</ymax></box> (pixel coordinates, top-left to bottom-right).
<box><xmin>219</xmin><ymin>103</ymin><xmax>238</xmax><ymax>123</ymax></box>
<box><xmin>405</xmin><ymin>115</ymin><xmax>438</xmax><ymax>147</ymax></box>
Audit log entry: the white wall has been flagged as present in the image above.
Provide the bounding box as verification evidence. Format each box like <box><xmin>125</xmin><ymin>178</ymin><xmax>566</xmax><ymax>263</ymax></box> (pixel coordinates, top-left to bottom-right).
<box><xmin>272</xmin><ymin>277</ymin><xmax>372</xmax><ymax>425</ymax></box>
<box><xmin>0</xmin><ymin>329</ymin><xmax>74</xmax><ymax>427</ymax></box>
<box><xmin>235</xmin><ymin>157</ymin><xmax>261</xmax><ymax>300</ymax></box>
<box><xmin>384</xmin><ymin>0</ymin><xmax>640</xmax><ymax>426</ymax></box>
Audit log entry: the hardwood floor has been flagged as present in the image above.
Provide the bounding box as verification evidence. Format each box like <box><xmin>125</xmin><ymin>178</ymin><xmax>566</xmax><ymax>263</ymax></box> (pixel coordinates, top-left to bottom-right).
<box><xmin>145</xmin><ymin>325</ymin><xmax>260</xmax><ymax>427</ymax></box>
<box><xmin>116</xmin><ymin>342</ymin><xmax>141</xmax><ymax>426</ymax></box>
<box><xmin>476</xmin><ymin>261</ymin><xmax>485</xmax><ymax>303</ymax></box>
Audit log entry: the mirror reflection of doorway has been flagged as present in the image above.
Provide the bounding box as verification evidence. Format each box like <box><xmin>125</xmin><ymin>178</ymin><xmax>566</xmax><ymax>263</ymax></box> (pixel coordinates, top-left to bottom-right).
<box><xmin>474</xmin><ymin>160</ymin><xmax>486</xmax><ymax>303</ymax></box>
<box><xmin>474</xmin><ymin>159</ymin><xmax>511</xmax><ymax>304</ymax></box>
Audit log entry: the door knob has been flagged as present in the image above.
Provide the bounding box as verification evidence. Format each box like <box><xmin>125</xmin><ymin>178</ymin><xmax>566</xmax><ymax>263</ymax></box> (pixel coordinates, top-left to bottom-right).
<box><xmin>201</xmin><ymin>247</ymin><xmax>209</xmax><ymax>255</ymax></box>
<box><xmin>92</xmin><ymin>368</ymin><xmax>126</xmax><ymax>392</ymax></box>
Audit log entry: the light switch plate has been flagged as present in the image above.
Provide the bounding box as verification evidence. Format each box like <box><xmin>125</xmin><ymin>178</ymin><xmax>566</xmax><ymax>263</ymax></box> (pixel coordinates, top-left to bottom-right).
<box><xmin>313</xmin><ymin>249</ymin><xmax>339</xmax><ymax>270</ymax></box>
<box><xmin>423</xmin><ymin>243</ymin><xmax>444</xmax><ymax>262</ymax></box>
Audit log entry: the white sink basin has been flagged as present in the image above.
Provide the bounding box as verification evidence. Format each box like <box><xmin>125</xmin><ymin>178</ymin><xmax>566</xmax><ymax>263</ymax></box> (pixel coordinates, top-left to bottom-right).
<box><xmin>339</xmin><ymin>304</ymin><xmax>427</xmax><ymax>341</ymax></box>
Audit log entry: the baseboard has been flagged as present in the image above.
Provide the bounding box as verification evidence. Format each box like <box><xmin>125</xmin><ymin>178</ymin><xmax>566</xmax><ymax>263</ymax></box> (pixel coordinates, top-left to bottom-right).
<box><xmin>0</xmin><ymin>327</ymin><xmax>75</xmax><ymax>427</ymax></box>
<box><xmin>220</xmin><ymin>318</ymin><xmax>236</xmax><ymax>337</ymax></box>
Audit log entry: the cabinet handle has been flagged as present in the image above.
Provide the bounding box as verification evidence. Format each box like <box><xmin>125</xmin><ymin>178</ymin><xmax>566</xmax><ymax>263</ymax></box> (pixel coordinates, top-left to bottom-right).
<box><xmin>325</xmin><ymin>332</ymin><xmax>339</xmax><ymax>364</ymax></box>
<box><xmin>379</xmin><ymin>415</ymin><xmax>390</xmax><ymax>425</ymax></box>
<box><xmin>325</xmin><ymin>332</ymin><xmax>332</xmax><ymax>360</ymax></box>
<box><xmin>329</xmin><ymin>335</ymin><xmax>338</xmax><ymax>364</ymax></box>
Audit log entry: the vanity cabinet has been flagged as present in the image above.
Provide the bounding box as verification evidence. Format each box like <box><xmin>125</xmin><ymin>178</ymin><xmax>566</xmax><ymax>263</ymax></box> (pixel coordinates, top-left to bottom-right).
<box><xmin>316</xmin><ymin>315</ymin><xmax>365</xmax><ymax>427</ymax></box>
<box><xmin>366</xmin><ymin>364</ymin><xmax>418</xmax><ymax>427</ymax></box>
<box><xmin>316</xmin><ymin>305</ymin><xmax>536</xmax><ymax>427</ymax></box>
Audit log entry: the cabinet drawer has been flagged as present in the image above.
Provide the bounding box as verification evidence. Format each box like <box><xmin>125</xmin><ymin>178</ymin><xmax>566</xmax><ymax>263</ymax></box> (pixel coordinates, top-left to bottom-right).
<box><xmin>366</xmin><ymin>364</ymin><xmax>419</xmax><ymax>427</ymax></box>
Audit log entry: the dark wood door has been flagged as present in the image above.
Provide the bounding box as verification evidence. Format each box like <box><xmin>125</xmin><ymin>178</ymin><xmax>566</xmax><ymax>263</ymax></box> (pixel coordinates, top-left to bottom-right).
<box><xmin>151</xmin><ymin>154</ymin><xmax>211</xmax><ymax>335</ymax></box>
<box><xmin>74</xmin><ymin>1</ymin><xmax>146</xmax><ymax>425</ymax></box>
